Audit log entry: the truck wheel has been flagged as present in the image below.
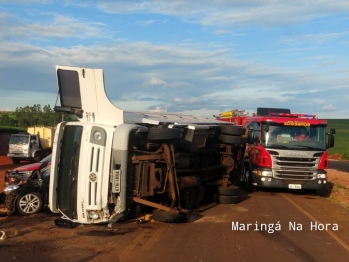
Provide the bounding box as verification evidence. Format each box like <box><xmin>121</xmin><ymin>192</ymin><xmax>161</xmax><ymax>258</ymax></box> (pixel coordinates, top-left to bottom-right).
<box><xmin>243</xmin><ymin>165</ymin><xmax>256</xmax><ymax>193</ymax></box>
<box><xmin>16</xmin><ymin>192</ymin><xmax>43</xmax><ymax>216</ymax></box>
<box><xmin>152</xmin><ymin>209</ymin><xmax>190</xmax><ymax>223</ymax></box>
<box><xmin>219</xmin><ymin>125</ymin><xmax>246</xmax><ymax>136</ymax></box>
<box><xmin>217</xmin><ymin>185</ymin><xmax>239</xmax><ymax>196</ymax></box>
<box><xmin>12</xmin><ymin>158</ymin><xmax>20</xmax><ymax>164</ymax></box>
<box><xmin>34</xmin><ymin>153</ymin><xmax>42</xmax><ymax>162</ymax></box>
<box><xmin>146</xmin><ymin>127</ymin><xmax>180</xmax><ymax>141</ymax></box>
<box><xmin>219</xmin><ymin>134</ymin><xmax>246</xmax><ymax>145</ymax></box>
<box><xmin>214</xmin><ymin>194</ymin><xmax>239</xmax><ymax>204</ymax></box>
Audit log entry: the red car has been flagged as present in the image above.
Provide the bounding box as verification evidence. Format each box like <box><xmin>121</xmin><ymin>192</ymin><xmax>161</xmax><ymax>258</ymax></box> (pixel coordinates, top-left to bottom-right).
<box><xmin>4</xmin><ymin>154</ymin><xmax>52</xmax><ymax>186</ymax></box>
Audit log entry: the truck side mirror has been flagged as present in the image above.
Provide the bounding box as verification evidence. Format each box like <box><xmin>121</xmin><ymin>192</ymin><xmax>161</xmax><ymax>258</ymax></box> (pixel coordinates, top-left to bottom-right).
<box><xmin>327</xmin><ymin>134</ymin><xmax>335</xmax><ymax>148</ymax></box>
<box><xmin>247</xmin><ymin>126</ymin><xmax>254</xmax><ymax>144</ymax></box>
<box><xmin>329</xmin><ymin>128</ymin><xmax>336</xmax><ymax>135</ymax></box>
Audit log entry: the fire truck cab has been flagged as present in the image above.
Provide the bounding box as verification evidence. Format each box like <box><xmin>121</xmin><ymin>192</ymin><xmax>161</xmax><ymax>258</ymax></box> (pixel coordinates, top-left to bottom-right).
<box><xmin>217</xmin><ymin>107</ymin><xmax>335</xmax><ymax>193</ymax></box>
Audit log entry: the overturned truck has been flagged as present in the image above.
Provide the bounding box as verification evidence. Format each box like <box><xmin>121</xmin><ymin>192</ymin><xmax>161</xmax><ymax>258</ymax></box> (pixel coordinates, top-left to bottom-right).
<box><xmin>49</xmin><ymin>66</ymin><xmax>246</xmax><ymax>224</ymax></box>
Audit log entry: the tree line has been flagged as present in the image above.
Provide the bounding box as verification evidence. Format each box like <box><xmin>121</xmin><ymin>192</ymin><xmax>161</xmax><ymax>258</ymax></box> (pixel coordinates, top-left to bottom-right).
<box><xmin>0</xmin><ymin>104</ymin><xmax>75</xmax><ymax>127</ymax></box>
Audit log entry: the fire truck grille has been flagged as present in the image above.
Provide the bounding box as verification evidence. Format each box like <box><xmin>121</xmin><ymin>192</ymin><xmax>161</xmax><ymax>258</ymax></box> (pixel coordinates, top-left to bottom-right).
<box><xmin>272</xmin><ymin>156</ymin><xmax>318</xmax><ymax>181</ymax></box>
<box><xmin>273</xmin><ymin>172</ymin><xmax>316</xmax><ymax>181</ymax></box>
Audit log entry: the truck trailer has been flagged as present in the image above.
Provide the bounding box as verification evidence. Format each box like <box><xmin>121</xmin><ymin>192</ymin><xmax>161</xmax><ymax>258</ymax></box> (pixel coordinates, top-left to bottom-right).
<box><xmin>216</xmin><ymin>107</ymin><xmax>335</xmax><ymax>193</ymax></box>
<box><xmin>49</xmin><ymin>66</ymin><xmax>247</xmax><ymax>224</ymax></box>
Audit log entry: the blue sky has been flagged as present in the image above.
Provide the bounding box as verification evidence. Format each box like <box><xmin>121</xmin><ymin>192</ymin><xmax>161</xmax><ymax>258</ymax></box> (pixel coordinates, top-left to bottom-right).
<box><xmin>0</xmin><ymin>0</ymin><xmax>348</xmax><ymax>119</ymax></box>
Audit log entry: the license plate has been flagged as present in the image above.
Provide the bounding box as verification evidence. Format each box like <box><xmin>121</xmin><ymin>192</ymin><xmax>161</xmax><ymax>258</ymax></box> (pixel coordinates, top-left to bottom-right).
<box><xmin>112</xmin><ymin>170</ymin><xmax>121</xmax><ymax>193</ymax></box>
<box><xmin>288</xmin><ymin>184</ymin><xmax>301</xmax><ymax>189</ymax></box>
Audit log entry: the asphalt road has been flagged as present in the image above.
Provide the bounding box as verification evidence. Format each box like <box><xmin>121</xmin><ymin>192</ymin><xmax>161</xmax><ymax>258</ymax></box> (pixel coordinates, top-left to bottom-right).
<box><xmin>329</xmin><ymin>160</ymin><xmax>349</xmax><ymax>173</ymax></box>
<box><xmin>1</xmin><ymin>187</ymin><xmax>348</xmax><ymax>262</ymax></box>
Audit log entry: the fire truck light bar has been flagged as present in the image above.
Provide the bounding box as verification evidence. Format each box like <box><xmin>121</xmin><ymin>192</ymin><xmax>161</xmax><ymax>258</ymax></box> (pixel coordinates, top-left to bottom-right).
<box><xmin>269</xmin><ymin>113</ymin><xmax>316</xmax><ymax>119</ymax></box>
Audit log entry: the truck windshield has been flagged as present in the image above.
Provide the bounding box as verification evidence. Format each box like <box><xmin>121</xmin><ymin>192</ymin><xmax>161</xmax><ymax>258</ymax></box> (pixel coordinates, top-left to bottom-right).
<box><xmin>57</xmin><ymin>125</ymin><xmax>82</xmax><ymax>219</ymax></box>
<box><xmin>10</xmin><ymin>135</ymin><xmax>29</xmax><ymax>145</ymax></box>
<box><xmin>262</xmin><ymin>123</ymin><xmax>326</xmax><ymax>150</ymax></box>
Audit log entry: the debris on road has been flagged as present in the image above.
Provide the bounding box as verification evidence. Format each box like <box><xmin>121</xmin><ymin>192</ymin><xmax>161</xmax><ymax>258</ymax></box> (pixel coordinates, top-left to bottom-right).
<box><xmin>0</xmin><ymin>228</ymin><xmax>19</xmax><ymax>240</ymax></box>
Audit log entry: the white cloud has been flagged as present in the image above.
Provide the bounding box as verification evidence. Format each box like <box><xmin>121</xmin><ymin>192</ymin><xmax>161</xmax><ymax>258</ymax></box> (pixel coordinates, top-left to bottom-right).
<box><xmin>322</xmin><ymin>104</ymin><xmax>337</xmax><ymax>111</ymax></box>
<box><xmin>137</xmin><ymin>20</ymin><xmax>156</xmax><ymax>26</ymax></box>
<box><xmin>0</xmin><ymin>13</ymin><xmax>109</xmax><ymax>41</ymax></box>
<box><xmin>96</xmin><ymin>0</ymin><xmax>349</xmax><ymax>26</ymax></box>
<box><xmin>149</xmin><ymin>77</ymin><xmax>166</xmax><ymax>86</ymax></box>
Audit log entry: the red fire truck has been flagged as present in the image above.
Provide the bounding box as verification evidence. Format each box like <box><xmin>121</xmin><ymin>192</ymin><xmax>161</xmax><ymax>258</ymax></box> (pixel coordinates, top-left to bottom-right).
<box><xmin>216</xmin><ymin>108</ymin><xmax>336</xmax><ymax>193</ymax></box>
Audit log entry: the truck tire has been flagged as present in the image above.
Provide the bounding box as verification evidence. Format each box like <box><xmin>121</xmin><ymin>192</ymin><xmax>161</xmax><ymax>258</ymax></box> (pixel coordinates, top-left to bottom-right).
<box><xmin>12</xmin><ymin>158</ymin><xmax>20</xmax><ymax>164</ymax></box>
<box><xmin>152</xmin><ymin>209</ymin><xmax>190</xmax><ymax>223</ymax></box>
<box><xmin>219</xmin><ymin>125</ymin><xmax>246</xmax><ymax>136</ymax></box>
<box><xmin>146</xmin><ymin>127</ymin><xmax>180</xmax><ymax>141</ymax></box>
<box><xmin>214</xmin><ymin>194</ymin><xmax>239</xmax><ymax>204</ymax></box>
<box><xmin>217</xmin><ymin>185</ymin><xmax>239</xmax><ymax>196</ymax></box>
<box><xmin>34</xmin><ymin>153</ymin><xmax>42</xmax><ymax>162</ymax></box>
<box><xmin>219</xmin><ymin>134</ymin><xmax>246</xmax><ymax>145</ymax></box>
<box><xmin>242</xmin><ymin>164</ymin><xmax>256</xmax><ymax>193</ymax></box>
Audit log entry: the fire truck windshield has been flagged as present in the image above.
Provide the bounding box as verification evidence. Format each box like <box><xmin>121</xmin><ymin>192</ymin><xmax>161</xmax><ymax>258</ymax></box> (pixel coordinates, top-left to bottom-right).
<box><xmin>262</xmin><ymin>124</ymin><xmax>326</xmax><ymax>150</ymax></box>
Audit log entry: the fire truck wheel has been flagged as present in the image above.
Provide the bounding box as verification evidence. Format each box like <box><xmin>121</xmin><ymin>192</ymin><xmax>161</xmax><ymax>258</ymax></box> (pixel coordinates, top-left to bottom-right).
<box><xmin>146</xmin><ymin>127</ymin><xmax>180</xmax><ymax>141</ymax></box>
<box><xmin>12</xmin><ymin>158</ymin><xmax>20</xmax><ymax>164</ymax></box>
<box><xmin>219</xmin><ymin>134</ymin><xmax>246</xmax><ymax>145</ymax></box>
<box><xmin>152</xmin><ymin>209</ymin><xmax>190</xmax><ymax>223</ymax></box>
<box><xmin>214</xmin><ymin>194</ymin><xmax>239</xmax><ymax>204</ymax></box>
<box><xmin>219</xmin><ymin>125</ymin><xmax>246</xmax><ymax>136</ymax></box>
<box><xmin>217</xmin><ymin>185</ymin><xmax>239</xmax><ymax>196</ymax></box>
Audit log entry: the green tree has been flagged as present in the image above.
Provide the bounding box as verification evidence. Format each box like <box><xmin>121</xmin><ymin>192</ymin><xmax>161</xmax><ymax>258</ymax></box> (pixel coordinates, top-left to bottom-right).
<box><xmin>0</xmin><ymin>114</ymin><xmax>17</xmax><ymax>126</ymax></box>
<box><xmin>14</xmin><ymin>104</ymin><xmax>77</xmax><ymax>127</ymax></box>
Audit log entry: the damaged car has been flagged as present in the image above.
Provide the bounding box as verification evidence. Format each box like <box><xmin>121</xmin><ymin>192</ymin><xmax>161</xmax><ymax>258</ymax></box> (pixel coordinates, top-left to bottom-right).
<box><xmin>4</xmin><ymin>154</ymin><xmax>51</xmax><ymax>186</ymax></box>
<box><xmin>4</xmin><ymin>165</ymin><xmax>50</xmax><ymax>216</ymax></box>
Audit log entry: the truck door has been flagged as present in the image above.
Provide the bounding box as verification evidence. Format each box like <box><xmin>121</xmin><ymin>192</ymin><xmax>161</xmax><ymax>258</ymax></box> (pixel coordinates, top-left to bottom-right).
<box><xmin>30</xmin><ymin>135</ymin><xmax>39</xmax><ymax>150</ymax></box>
<box><xmin>246</xmin><ymin>121</ymin><xmax>261</xmax><ymax>165</ymax></box>
<box><xmin>55</xmin><ymin>65</ymin><xmax>124</xmax><ymax>125</ymax></box>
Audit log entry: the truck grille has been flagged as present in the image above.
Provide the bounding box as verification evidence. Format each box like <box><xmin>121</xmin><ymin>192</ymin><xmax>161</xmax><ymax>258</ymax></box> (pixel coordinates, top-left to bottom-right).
<box><xmin>271</xmin><ymin>154</ymin><xmax>319</xmax><ymax>181</ymax></box>
<box><xmin>88</xmin><ymin>146</ymin><xmax>102</xmax><ymax>208</ymax></box>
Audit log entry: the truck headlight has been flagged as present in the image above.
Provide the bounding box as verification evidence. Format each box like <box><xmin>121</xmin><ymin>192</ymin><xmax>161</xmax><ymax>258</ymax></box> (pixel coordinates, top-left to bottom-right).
<box><xmin>93</xmin><ymin>131</ymin><xmax>102</xmax><ymax>141</ymax></box>
<box><xmin>89</xmin><ymin>211</ymin><xmax>100</xmax><ymax>220</ymax></box>
<box><xmin>317</xmin><ymin>173</ymin><xmax>326</xmax><ymax>179</ymax></box>
<box><xmin>258</xmin><ymin>170</ymin><xmax>273</xmax><ymax>177</ymax></box>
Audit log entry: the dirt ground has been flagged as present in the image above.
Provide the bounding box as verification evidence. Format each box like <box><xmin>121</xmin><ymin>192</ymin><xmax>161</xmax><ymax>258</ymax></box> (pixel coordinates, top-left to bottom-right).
<box><xmin>325</xmin><ymin>169</ymin><xmax>349</xmax><ymax>208</ymax></box>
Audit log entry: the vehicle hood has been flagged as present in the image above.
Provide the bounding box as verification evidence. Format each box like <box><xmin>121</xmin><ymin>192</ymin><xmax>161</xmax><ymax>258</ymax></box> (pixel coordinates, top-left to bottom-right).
<box><xmin>8</xmin><ymin>182</ymin><xmax>40</xmax><ymax>196</ymax></box>
<box><xmin>12</xmin><ymin>162</ymin><xmax>42</xmax><ymax>172</ymax></box>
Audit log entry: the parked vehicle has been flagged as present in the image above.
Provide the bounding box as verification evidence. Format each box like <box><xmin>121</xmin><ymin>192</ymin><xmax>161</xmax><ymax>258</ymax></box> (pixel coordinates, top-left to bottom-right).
<box><xmin>49</xmin><ymin>66</ymin><xmax>247</xmax><ymax>225</ymax></box>
<box><xmin>4</xmin><ymin>154</ymin><xmax>51</xmax><ymax>186</ymax></box>
<box><xmin>7</xmin><ymin>126</ymin><xmax>55</xmax><ymax>164</ymax></box>
<box><xmin>4</xmin><ymin>166</ymin><xmax>50</xmax><ymax>216</ymax></box>
<box><xmin>216</xmin><ymin>107</ymin><xmax>336</xmax><ymax>192</ymax></box>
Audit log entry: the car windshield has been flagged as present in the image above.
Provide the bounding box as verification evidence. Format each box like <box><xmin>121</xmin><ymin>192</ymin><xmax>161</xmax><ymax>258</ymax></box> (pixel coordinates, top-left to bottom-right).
<box><xmin>262</xmin><ymin>123</ymin><xmax>327</xmax><ymax>150</ymax></box>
